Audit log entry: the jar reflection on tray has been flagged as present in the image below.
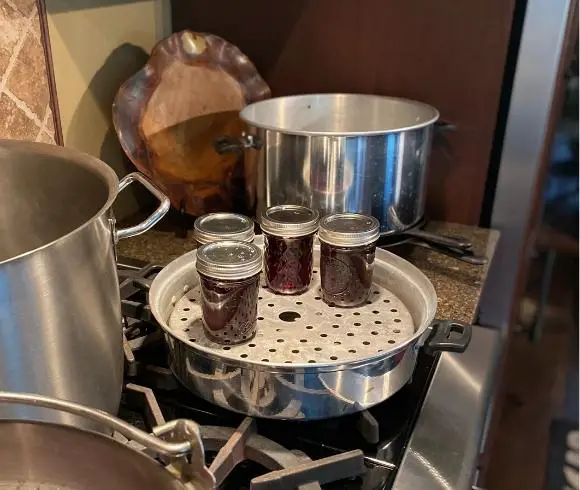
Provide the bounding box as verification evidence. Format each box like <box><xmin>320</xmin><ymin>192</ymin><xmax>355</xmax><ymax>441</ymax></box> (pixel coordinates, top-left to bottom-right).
<box><xmin>193</xmin><ymin>212</ymin><xmax>255</xmax><ymax>247</ymax></box>
<box><xmin>318</xmin><ymin>213</ymin><xmax>380</xmax><ymax>307</ymax></box>
<box><xmin>195</xmin><ymin>240</ymin><xmax>262</xmax><ymax>344</ymax></box>
<box><xmin>259</xmin><ymin>204</ymin><xmax>319</xmax><ymax>295</ymax></box>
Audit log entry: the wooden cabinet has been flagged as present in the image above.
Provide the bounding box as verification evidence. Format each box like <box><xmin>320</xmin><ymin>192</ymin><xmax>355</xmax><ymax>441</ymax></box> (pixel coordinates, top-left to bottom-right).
<box><xmin>173</xmin><ymin>0</ymin><xmax>516</xmax><ymax>225</ymax></box>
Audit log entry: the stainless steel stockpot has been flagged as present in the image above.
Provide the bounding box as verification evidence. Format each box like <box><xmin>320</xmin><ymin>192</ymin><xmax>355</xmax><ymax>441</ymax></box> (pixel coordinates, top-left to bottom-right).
<box><xmin>148</xmin><ymin>238</ymin><xmax>472</xmax><ymax>420</ymax></box>
<box><xmin>0</xmin><ymin>140</ymin><xmax>169</xmax><ymax>429</ymax></box>
<box><xmin>0</xmin><ymin>392</ymin><xmax>214</xmax><ymax>489</ymax></box>
<box><xmin>218</xmin><ymin>94</ymin><xmax>440</xmax><ymax>234</ymax></box>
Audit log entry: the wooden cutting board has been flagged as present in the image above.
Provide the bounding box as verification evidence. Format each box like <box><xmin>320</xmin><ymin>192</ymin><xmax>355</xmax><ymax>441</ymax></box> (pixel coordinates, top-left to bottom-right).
<box><xmin>113</xmin><ymin>30</ymin><xmax>270</xmax><ymax>216</ymax></box>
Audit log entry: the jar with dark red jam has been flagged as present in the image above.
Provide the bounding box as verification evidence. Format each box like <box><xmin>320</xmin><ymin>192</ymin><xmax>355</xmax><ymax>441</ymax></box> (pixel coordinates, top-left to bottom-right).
<box><xmin>196</xmin><ymin>240</ymin><xmax>262</xmax><ymax>344</ymax></box>
<box><xmin>194</xmin><ymin>212</ymin><xmax>255</xmax><ymax>247</ymax></box>
<box><xmin>318</xmin><ymin>213</ymin><xmax>380</xmax><ymax>307</ymax></box>
<box><xmin>260</xmin><ymin>204</ymin><xmax>319</xmax><ymax>295</ymax></box>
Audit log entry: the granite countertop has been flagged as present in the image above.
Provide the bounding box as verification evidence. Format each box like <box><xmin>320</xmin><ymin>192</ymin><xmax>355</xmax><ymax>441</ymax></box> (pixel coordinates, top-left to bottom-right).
<box><xmin>117</xmin><ymin>222</ymin><xmax>499</xmax><ymax>324</ymax></box>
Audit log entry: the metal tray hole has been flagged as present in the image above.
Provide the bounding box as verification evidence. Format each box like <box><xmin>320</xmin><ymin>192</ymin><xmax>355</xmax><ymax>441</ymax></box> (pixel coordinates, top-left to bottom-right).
<box><xmin>259</xmin><ymin>296</ymin><xmax>263</xmax><ymax>300</ymax></box>
<box><xmin>284</xmin><ymin>360</ymin><xmax>292</xmax><ymax>364</ymax></box>
<box><xmin>315</xmin><ymin>296</ymin><xmax>321</xmax><ymax>300</ymax></box>
<box><xmin>277</xmin><ymin>339</ymin><xmax>284</xmax><ymax>343</ymax></box>
<box><xmin>335</xmin><ymin>313</ymin><xmax>342</xmax><ymax>318</ymax></box>
<box><xmin>332</xmin><ymin>324</ymin><xmax>340</xmax><ymax>329</ymax></box>
<box><xmin>269</xmin><ymin>348</ymin><xmax>276</xmax><ymax>352</ymax></box>
<box><xmin>366</xmin><ymin>301</ymin><xmax>372</xmax><ymax>305</ymax></box>
<box><xmin>306</xmin><ymin>325</ymin><xmax>313</xmax><ymax>330</ymax></box>
<box><xmin>190</xmin><ymin>338</ymin><xmax>196</xmax><ymax>343</ymax></box>
<box><xmin>276</xmin><ymin>328</ymin><xmax>282</xmax><ymax>332</ymax></box>
<box><xmin>374</xmin><ymin>321</ymin><xmax>382</xmax><ymax>325</ymax></box>
<box><xmin>388</xmin><ymin>340</ymin><xmax>395</xmax><ymax>344</ymax></box>
<box><xmin>181</xmin><ymin>317</ymin><xmax>188</xmax><ymax>322</ymax></box>
<box><xmin>347</xmin><ymin>332</ymin><xmax>354</xmax><ymax>337</ymax></box>
<box><xmin>353</xmin><ymin>312</ymin><xmax>360</xmax><ymax>316</ymax></box>
<box><xmin>296</xmin><ymin>301</ymin><xmax>303</xmax><ymax>305</ymax></box>
<box><xmin>354</xmin><ymin>322</ymin><xmax>361</xmax><ymax>326</ymax></box>
<box><xmin>300</xmin><ymin>339</ymin><xmax>308</xmax><ymax>343</ymax></box>
<box><xmin>363</xmin><ymin>341</ymin><xmax>370</xmax><ymax>345</ymax></box>
<box><xmin>334</xmin><ymin>341</ymin><xmax>341</xmax><ymax>345</ymax></box>
<box><xmin>393</xmin><ymin>329</ymin><xmax>401</xmax><ymax>333</ymax></box>
<box><xmin>262</xmin><ymin>359</ymin><xmax>269</xmax><ymax>362</ymax></box>
<box><xmin>258</xmin><ymin>317</ymin><xmax>264</xmax><ymax>321</ymax></box>
<box><xmin>383</xmin><ymin>299</ymin><xmax>390</xmax><ymax>303</ymax></box>
<box><xmin>372</xmin><ymin>310</ymin><xmax>379</xmax><ymax>314</ymax></box>
<box><xmin>316</xmin><ymin>312</ymin><xmax>323</xmax><ymax>316</ymax></box>
<box><xmin>348</xmin><ymin>349</ymin><xmax>356</xmax><ymax>353</ymax></box>
<box><xmin>249</xmin><ymin>343</ymin><xmax>256</xmax><ymax>347</ymax></box>
<box><xmin>240</xmin><ymin>354</ymin><xmax>248</xmax><ymax>358</ymax></box>
<box><xmin>292</xmin><ymin>349</ymin><xmax>299</xmax><ymax>354</ymax></box>
<box><xmin>223</xmin><ymin>346</ymin><xmax>231</xmax><ymax>350</ymax></box>
<box><xmin>279</xmin><ymin>311</ymin><xmax>301</xmax><ymax>322</ymax></box>
<box><xmin>330</xmin><ymin>356</ymin><xmax>338</xmax><ymax>360</ymax></box>
<box><xmin>314</xmin><ymin>347</ymin><xmax>322</xmax><ymax>351</ymax></box>
<box><xmin>308</xmin><ymin>360</ymin><xmax>316</xmax><ymax>363</ymax></box>
<box><xmin>371</xmin><ymin>331</ymin><xmax>378</xmax><ymax>335</ymax></box>
<box><xmin>390</xmin><ymin>309</ymin><xmax>397</xmax><ymax>313</ymax></box>
<box><xmin>313</xmin><ymin>270</ymin><xmax>318</xmax><ymax>274</ymax></box>
<box><xmin>268</xmin><ymin>303</ymin><xmax>274</xmax><ymax>307</ymax></box>
<box><xmin>320</xmin><ymin>333</ymin><xmax>328</xmax><ymax>338</ymax></box>
<box><xmin>183</xmin><ymin>307</ymin><xmax>190</xmax><ymax>312</ymax></box>
<box><xmin>184</xmin><ymin>328</ymin><xmax>190</xmax><ymax>332</ymax></box>
<box><xmin>394</xmin><ymin>318</ymin><xmax>401</xmax><ymax>323</ymax></box>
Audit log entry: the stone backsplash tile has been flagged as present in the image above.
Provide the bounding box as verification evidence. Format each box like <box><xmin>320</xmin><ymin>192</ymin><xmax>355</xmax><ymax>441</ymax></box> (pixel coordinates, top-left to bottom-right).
<box><xmin>0</xmin><ymin>92</ymin><xmax>38</xmax><ymax>139</ymax></box>
<box><xmin>0</xmin><ymin>2</ymin><xmax>26</xmax><ymax>83</ymax></box>
<box><xmin>7</xmin><ymin>30</ymin><xmax>50</xmax><ymax>120</ymax></box>
<box><xmin>0</xmin><ymin>0</ymin><xmax>55</xmax><ymax>143</ymax></box>
<box><xmin>10</xmin><ymin>0</ymin><xmax>36</xmax><ymax>15</ymax></box>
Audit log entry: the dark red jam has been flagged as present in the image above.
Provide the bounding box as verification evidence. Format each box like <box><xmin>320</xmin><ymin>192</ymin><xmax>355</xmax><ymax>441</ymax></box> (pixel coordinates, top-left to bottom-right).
<box><xmin>319</xmin><ymin>241</ymin><xmax>376</xmax><ymax>307</ymax></box>
<box><xmin>263</xmin><ymin>232</ymin><xmax>314</xmax><ymax>294</ymax></box>
<box><xmin>198</xmin><ymin>272</ymin><xmax>260</xmax><ymax>344</ymax></box>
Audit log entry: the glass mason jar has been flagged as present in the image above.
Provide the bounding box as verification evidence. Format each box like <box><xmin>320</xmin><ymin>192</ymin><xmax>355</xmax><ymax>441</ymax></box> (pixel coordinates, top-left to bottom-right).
<box><xmin>318</xmin><ymin>213</ymin><xmax>380</xmax><ymax>307</ymax></box>
<box><xmin>260</xmin><ymin>204</ymin><xmax>319</xmax><ymax>295</ymax></box>
<box><xmin>193</xmin><ymin>212</ymin><xmax>255</xmax><ymax>247</ymax></box>
<box><xmin>196</xmin><ymin>240</ymin><xmax>262</xmax><ymax>344</ymax></box>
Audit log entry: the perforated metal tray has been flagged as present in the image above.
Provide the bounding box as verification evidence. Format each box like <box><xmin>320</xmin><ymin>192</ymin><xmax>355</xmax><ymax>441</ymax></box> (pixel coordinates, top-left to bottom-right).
<box><xmin>149</xmin><ymin>238</ymin><xmax>438</xmax><ymax>371</ymax></box>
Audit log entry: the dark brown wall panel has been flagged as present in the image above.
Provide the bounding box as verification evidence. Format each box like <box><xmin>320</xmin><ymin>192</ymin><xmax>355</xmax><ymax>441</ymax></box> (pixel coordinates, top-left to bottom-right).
<box><xmin>173</xmin><ymin>0</ymin><xmax>516</xmax><ymax>225</ymax></box>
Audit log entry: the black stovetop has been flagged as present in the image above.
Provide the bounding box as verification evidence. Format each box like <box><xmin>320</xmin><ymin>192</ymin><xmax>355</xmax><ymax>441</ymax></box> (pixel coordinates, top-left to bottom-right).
<box><xmin>118</xmin><ymin>260</ymin><xmax>440</xmax><ymax>490</ymax></box>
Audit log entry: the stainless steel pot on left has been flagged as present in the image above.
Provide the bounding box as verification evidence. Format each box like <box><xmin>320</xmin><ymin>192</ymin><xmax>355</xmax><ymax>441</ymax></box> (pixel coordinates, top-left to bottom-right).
<box><xmin>0</xmin><ymin>140</ymin><xmax>170</xmax><ymax>429</ymax></box>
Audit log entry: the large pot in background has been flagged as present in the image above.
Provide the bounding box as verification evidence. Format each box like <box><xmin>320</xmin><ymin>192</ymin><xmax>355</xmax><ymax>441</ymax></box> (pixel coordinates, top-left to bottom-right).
<box><xmin>0</xmin><ymin>140</ymin><xmax>169</xmax><ymax>429</ymax></box>
<box><xmin>221</xmin><ymin>93</ymin><xmax>440</xmax><ymax>234</ymax></box>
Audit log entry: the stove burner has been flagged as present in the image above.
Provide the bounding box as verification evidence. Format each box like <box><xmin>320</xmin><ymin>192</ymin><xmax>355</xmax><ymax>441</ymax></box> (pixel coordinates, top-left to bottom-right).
<box><xmin>122</xmin><ymin>384</ymin><xmax>365</xmax><ymax>489</ymax></box>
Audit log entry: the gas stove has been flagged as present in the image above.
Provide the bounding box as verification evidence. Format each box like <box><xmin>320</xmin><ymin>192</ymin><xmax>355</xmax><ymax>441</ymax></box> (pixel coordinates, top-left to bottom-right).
<box><xmin>117</xmin><ymin>257</ymin><xmax>499</xmax><ymax>489</ymax></box>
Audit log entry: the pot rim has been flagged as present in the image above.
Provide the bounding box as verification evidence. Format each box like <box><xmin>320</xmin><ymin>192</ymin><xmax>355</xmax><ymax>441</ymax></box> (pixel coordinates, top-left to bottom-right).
<box><xmin>0</xmin><ymin>419</ymin><xmax>188</xmax><ymax>488</ymax></box>
<box><xmin>0</xmin><ymin>140</ymin><xmax>119</xmax><ymax>267</ymax></box>
<box><xmin>239</xmin><ymin>93</ymin><xmax>440</xmax><ymax>137</ymax></box>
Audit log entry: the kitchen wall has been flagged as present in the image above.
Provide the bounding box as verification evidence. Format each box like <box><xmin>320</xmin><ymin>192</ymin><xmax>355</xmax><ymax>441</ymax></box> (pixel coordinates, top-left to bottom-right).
<box><xmin>174</xmin><ymin>0</ymin><xmax>517</xmax><ymax>225</ymax></box>
<box><xmin>45</xmin><ymin>0</ymin><xmax>171</xmax><ymax>219</ymax></box>
<box><xmin>0</xmin><ymin>0</ymin><xmax>55</xmax><ymax>142</ymax></box>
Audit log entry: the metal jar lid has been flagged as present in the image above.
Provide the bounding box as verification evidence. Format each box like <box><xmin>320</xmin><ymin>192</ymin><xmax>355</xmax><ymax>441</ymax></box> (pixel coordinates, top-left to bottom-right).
<box><xmin>196</xmin><ymin>240</ymin><xmax>262</xmax><ymax>280</ymax></box>
<box><xmin>318</xmin><ymin>213</ymin><xmax>380</xmax><ymax>247</ymax></box>
<box><xmin>194</xmin><ymin>213</ymin><xmax>255</xmax><ymax>245</ymax></box>
<box><xmin>260</xmin><ymin>204</ymin><xmax>319</xmax><ymax>238</ymax></box>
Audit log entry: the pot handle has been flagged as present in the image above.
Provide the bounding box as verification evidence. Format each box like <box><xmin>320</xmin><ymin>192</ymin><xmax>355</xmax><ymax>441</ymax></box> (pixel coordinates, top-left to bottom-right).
<box><xmin>0</xmin><ymin>391</ymin><xmax>216</xmax><ymax>488</ymax></box>
<box><xmin>424</xmin><ymin>320</ymin><xmax>472</xmax><ymax>355</ymax></box>
<box><xmin>115</xmin><ymin>172</ymin><xmax>171</xmax><ymax>242</ymax></box>
<box><xmin>214</xmin><ymin>132</ymin><xmax>262</xmax><ymax>154</ymax></box>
